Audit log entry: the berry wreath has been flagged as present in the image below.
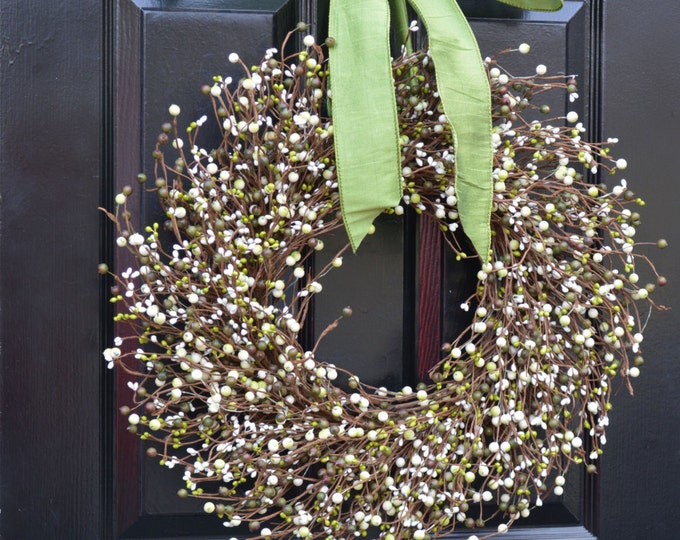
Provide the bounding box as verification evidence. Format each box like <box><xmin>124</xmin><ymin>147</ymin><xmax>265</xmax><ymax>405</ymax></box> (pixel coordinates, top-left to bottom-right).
<box><xmin>102</xmin><ymin>32</ymin><xmax>665</xmax><ymax>540</ymax></box>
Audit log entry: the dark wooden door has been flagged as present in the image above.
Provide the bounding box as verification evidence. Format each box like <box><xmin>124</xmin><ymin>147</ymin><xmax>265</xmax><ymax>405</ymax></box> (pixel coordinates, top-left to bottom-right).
<box><xmin>1</xmin><ymin>1</ymin><xmax>678</xmax><ymax>539</ymax></box>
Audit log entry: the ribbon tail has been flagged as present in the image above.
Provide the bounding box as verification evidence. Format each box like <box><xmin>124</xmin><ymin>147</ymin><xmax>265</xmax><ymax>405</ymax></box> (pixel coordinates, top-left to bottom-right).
<box><xmin>328</xmin><ymin>0</ymin><xmax>403</xmax><ymax>251</ymax></box>
<box><xmin>408</xmin><ymin>0</ymin><xmax>493</xmax><ymax>262</ymax></box>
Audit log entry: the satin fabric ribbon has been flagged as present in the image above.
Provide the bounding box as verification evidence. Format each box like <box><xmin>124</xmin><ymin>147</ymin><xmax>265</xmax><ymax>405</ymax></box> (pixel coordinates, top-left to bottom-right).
<box><xmin>328</xmin><ymin>0</ymin><xmax>403</xmax><ymax>252</ymax></box>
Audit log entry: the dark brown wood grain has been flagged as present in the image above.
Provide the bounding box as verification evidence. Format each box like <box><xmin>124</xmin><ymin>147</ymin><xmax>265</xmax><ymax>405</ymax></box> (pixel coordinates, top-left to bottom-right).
<box><xmin>115</xmin><ymin>0</ymin><xmax>144</xmax><ymax>532</ymax></box>
<box><xmin>417</xmin><ymin>215</ymin><xmax>442</xmax><ymax>380</ymax></box>
<box><xmin>0</xmin><ymin>0</ymin><xmax>105</xmax><ymax>538</ymax></box>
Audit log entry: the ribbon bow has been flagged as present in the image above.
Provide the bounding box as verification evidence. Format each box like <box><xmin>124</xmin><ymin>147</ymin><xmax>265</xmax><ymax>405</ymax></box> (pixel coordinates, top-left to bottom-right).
<box><xmin>328</xmin><ymin>0</ymin><xmax>562</xmax><ymax>259</ymax></box>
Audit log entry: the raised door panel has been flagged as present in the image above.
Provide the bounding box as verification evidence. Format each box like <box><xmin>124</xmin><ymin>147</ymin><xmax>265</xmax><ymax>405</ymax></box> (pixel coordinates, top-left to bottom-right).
<box><xmin>437</xmin><ymin>3</ymin><xmax>597</xmax><ymax>538</ymax></box>
<box><xmin>114</xmin><ymin>1</ymin><xmax>295</xmax><ymax>537</ymax></box>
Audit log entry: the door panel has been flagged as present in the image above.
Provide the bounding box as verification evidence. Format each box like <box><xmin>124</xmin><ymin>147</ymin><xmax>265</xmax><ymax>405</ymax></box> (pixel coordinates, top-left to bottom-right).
<box><xmin>113</xmin><ymin>1</ymin><xmax>296</xmax><ymax>536</ymax></box>
<box><xmin>313</xmin><ymin>215</ymin><xmax>410</xmax><ymax>390</ymax></box>
<box><xmin>598</xmin><ymin>2</ymin><xmax>680</xmax><ymax>538</ymax></box>
<box><xmin>444</xmin><ymin>4</ymin><xmax>596</xmax><ymax>537</ymax></box>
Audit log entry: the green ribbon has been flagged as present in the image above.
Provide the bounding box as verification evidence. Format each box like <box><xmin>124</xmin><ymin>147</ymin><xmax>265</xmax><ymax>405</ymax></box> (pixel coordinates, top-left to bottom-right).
<box><xmin>328</xmin><ymin>0</ymin><xmax>403</xmax><ymax>251</ymax></box>
<box><xmin>388</xmin><ymin>0</ymin><xmax>412</xmax><ymax>54</ymax></box>
<box><xmin>495</xmin><ymin>0</ymin><xmax>563</xmax><ymax>10</ymax></box>
<box><xmin>328</xmin><ymin>0</ymin><xmax>561</xmax><ymax>257</ymax></box>
<box><xmin>408</xmin><ymin>0</ymin><xmax>493</xmax><ymax>262</ymax></box>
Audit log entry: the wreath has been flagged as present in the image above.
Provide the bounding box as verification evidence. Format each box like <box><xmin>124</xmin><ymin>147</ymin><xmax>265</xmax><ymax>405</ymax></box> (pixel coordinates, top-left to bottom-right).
<box><xmin>102</xmin><ymin>30</ymin><xmax>666</xmax><ymax>540</ymax></box>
